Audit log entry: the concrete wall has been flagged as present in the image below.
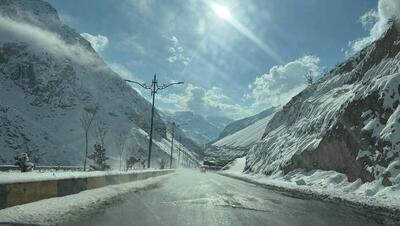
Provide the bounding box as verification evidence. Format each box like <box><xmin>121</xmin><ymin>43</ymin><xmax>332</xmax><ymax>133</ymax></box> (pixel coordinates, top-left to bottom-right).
<box><xmin>0</xmin><ymin>170</ymin><xmax>174</xmax><ymax>209</ymax></box>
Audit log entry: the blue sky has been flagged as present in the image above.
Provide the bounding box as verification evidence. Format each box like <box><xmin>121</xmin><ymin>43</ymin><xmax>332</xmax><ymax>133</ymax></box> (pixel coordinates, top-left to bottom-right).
<box><xmin>47</xmin><ymin>0</ymin><xmax>381</xmax><ymax>119</ymax></box>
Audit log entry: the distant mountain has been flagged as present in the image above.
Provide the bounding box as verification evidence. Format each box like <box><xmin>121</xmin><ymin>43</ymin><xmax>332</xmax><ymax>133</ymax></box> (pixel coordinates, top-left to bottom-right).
<box><xmin>217</xmin><ymin>107</ymin><xmax>276</xmax><ymax>140</ymax></box>
<box><xmin>163</xmin><ymin>111</ymin><xmax>233</xmax><ymax>145</ymax></box>
<box><xmin>204</xmin><ymin>109</ymin><xmax>277</xmax><ymax>165</ymax></box>
<box><xmin>205</xmin><ymin>115</ymin><xmax>233</xmax><ymax>132</ymax></box>
<box><xmin>0</xmin><ymin>0</ymin><xmax>200</xmax><ymax>167</ymax></box>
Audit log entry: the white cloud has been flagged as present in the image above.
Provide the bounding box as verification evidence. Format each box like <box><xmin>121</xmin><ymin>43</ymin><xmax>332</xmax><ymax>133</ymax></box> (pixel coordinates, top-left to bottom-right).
<box><xmin>107</xmin><ymin>62</ymin><xmax>143</xmax><ymax>95</ymax></box>
<box><xmin>167</xmin><ymin>36</ymin><xmax>191</xmax><ymax>65</ymax></box>
<box><xmin>127</xmin><ymin>0</ymin><xmax>154</xmax><ymax>15</ymax></box>
<box><xmin>81</xmin><ymin>33</ymin><xmax>109</xmax><ymax>52</ymax></box>
<box><xmin>158</xmin><ymin>84</ymin><xmax>250</xmax><ymax>119</ymax></box>
<box><xmin>117</xmin><ymin>35</ymin><xmax>147</xmax><ymax>56</ymax></box>
<box><xmin>158</xmin><ymin>56</ymin><xmax>321</xmax><ymax>119</ymax></box>
<box><xmin>347</xmin><ymin>0</ymin><xmax>400</xmax><ymax>55</ymax></box>
<box><xmin>248</xmin><ymin>55</ymin><xmax>320</xmax><ymax>108</ymax></box>
<box><xmin>359</xmin><ymin>10</ymin><xmax>379</xmax><ymax>30</ymax></box>
<box><xmin>58</xmin><ymin>11</ymin><xmax>75</xmax><ymax>25</ymax></box>
<box><xmin>108</xmin><ymin>62</ymin><xmax>135</xmax><ymax>80</ymax></box>
<box><xmin>0</xmin><ymin>15</ymin><xmax>98</xmax><ymax>66</ymax></box>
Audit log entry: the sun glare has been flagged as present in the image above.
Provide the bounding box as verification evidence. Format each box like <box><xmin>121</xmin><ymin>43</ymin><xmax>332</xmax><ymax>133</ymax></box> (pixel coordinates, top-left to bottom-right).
<box><xmin>211</xmin><ymin>3</ymin><xmax>232</xmax><ymax>21</ymax></box>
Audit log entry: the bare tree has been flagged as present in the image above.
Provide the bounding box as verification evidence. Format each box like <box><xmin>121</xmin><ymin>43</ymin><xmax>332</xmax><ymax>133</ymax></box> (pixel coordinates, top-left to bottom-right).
<box><xmin>115</xmin><ymin>130</ymin><xmax>129</xmax><ymax>171</ymax></box>
<box><xmin>95</xmin><ymin>122</ymin><xmax>108</xmax><ymax>147</ymax></box>
<box><xmin>159</xmin><ymin>158</ymin><xmax>167</xmax><ymax>169</ymax></box>
<box><xmin>81</xmin><ymin>106</ymin><xmax>97</xmax><ymax>171</ymax></box>
<box><xmin>304</xmin><ymin>72</ymin><xmax>314</xmax><ymax>85</ymax></box>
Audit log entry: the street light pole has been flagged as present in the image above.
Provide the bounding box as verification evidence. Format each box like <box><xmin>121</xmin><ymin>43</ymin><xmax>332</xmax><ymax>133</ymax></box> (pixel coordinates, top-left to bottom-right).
<box><xmin>169</xmin><ymin>123</ymin><xmax>175</xmax><ymax>168</ymax></box>
<box><xmin>125</xmin><ymin>74</ymin><xmax>184</xmax><ymax>168</ymax></box>
<box><xmin>147</xmin><ymin>74</ymin><xmax>157</xmax><ymax>169</ymax></box>
<box><xmin>168</xmin><ymin>122</ymin><xmax>188</xmax><ymax>168</ymax></box>
<box><xmin>178</xmin><ymin>136</ymin><xmax>181</xmax><ymax>168</ymax></box>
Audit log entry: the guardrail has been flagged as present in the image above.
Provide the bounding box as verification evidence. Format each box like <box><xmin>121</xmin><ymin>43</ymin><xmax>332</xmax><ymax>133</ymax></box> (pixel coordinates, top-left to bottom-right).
<box><xmin>0</xmin><ymin>165</ymin><xmax>83</xmax><ymax>172</ymax></box>
<box><xmin>0</xmin><ymin>169</ymin><xmax>175</xmax><ymax>209</ymax></box>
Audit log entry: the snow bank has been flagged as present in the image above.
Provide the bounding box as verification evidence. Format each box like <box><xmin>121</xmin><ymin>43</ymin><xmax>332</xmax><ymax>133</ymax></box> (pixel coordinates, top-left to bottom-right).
<box><xmin>220</xmin><ymin>168</ymin><xmax>400</xmax><ymax>211</ymax></box>
<box><xmin>0</xmin><ymin>169</ymin><xmax>166</xmax><ymax>184</ymax></box>
<box><xmin>0</xmin><ymin>174</ymin><xmax>171</xmax><ymax>225</ymax></box>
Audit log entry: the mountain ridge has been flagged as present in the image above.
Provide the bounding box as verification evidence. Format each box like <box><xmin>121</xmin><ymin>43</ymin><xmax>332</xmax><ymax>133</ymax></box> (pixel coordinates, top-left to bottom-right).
<box><xmin>0</xmin><ymin>0</ymin><xmax>200</xmax><ymax>167</ymax></box>
<box><xmin>246</xmin><ymin>21</ymin><xmax>400</xmax><ymax>184</ymax></box>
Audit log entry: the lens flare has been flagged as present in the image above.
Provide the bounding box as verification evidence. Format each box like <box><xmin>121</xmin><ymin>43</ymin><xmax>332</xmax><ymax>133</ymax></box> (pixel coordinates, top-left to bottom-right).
<box><xmin>211</xmin><ymin>3</ymin><xmax>232</xmax><ymax>21</ymax></box>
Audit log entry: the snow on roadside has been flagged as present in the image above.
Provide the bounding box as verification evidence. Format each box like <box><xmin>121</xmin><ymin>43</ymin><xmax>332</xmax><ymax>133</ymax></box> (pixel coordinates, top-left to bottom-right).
<box><xmin>0</xmin><ymin>174</ymin><xmax>172</xmax><ymax>225</ymax></box>
<box><xmin>0</xmin><ymin>169</ymin><xmax>168</xmax><ymax>184</ymax></box>
<box><xmin>222</xmin><ymin>157</ymin><xmax>246</xmax><ymax>173</ymax></box>
<box><xmin>220</xmin><ymin>158</ymin><xmax>400</xmax><ymax>211</ymax></box>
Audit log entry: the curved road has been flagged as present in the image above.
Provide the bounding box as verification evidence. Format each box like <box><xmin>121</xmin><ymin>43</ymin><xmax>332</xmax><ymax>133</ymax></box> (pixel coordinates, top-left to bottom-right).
<box><xmin>78</xmin><ymin>170</ymin><xmax>396</xmax><ymax>226</ymax></box>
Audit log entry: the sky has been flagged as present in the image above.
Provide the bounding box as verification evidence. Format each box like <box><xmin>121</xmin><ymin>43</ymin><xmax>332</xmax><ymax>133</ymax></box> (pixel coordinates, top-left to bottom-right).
<box><xmin>46</xmin><ymin>0</ymin><xmax>394</xmax><ymax>120</ymax></box>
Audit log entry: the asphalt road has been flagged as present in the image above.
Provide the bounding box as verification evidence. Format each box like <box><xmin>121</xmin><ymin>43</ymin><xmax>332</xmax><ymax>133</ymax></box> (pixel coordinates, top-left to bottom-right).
<box><xmin>77</xmin><ymin>170</ymin><xmax>396</xmax><ymax>226</ymax></box>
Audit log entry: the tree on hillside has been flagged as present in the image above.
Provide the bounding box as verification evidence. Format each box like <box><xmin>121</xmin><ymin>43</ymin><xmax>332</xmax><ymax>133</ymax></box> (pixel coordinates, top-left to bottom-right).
<box><xmin>115</xmin><ymin>130</ymin><xmax>129</xmax><ymax>171</ymax></box>
<box><xmin>126</xmin><ymin>156</ymin><xmax>140</xmax><ymax>170</ymax></box>
<box><xmin>95</xmin><ymin>122</ymin><xmax>108</xmax><ymax>148</ymax></box>
<box><xmin>81</xmin><ymin>106</ymin><xmax>98</xmax><ymax>171</ymax></box>
<box><xmin>88</xmin><ymin>143</ymin><xmax>110</xmax><ymax>171</ymax></box>
<box><xmin>159</xmin><ymin>158</ymin><xmax>167</xmax><ymax>169</ymax></box>
<box><xmin>304</xmin><ymin>72</ymin><xmax>314</xmax><ymax>85</ymax></box>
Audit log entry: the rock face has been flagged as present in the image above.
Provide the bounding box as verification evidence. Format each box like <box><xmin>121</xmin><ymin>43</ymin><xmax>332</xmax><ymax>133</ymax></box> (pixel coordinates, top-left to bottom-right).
<box><xmin>0</xmin><ymin>0</ymin><xmax>199</xmax><ymax>166</ymax></box>
<box><xmin>246</xmin><ymin>23</ymin><xmax>400</xmax><ymax>183</ymax></box>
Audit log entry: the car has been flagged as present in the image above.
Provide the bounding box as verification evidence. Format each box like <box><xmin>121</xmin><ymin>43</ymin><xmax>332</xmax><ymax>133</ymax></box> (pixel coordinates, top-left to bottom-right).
<box><xmin>200</xmin><ymin>167</ymin><xmax>206</xmax><ymax>173</ymax></box>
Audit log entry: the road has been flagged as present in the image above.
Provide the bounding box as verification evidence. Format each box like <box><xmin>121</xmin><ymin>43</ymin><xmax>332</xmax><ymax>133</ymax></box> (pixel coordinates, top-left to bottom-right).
<box><xmin>76</xmin><ymin>170</ymin><xmax>396</xmax><ymax>226</ymax></box>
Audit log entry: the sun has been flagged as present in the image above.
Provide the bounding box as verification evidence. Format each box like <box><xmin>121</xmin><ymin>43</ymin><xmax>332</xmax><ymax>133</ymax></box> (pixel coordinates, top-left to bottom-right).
<box><xmin>211</xmin><ymin>3</ymin><xmax>232</xmax><ymax>21</ymax></box>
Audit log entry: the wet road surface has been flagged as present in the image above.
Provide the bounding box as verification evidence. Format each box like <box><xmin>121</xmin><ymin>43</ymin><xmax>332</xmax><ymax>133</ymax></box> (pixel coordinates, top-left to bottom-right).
<box><xmin>77</xmin><ymin>170</ymin><xmax>396</xmax><ymax>226</ymax></box>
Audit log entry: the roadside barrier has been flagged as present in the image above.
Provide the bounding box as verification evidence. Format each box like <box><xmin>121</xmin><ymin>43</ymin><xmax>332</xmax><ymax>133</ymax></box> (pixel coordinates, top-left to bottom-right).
<box><xmin>0</xmin><ymin>169</ymin><xmax>174</xmax><ymax>209</ymax></box>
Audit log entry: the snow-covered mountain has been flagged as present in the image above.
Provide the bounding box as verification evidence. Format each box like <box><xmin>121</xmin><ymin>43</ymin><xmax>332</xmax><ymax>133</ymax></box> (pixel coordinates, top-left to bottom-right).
<box><xmin>163</xmin><ymin>111</ymin><xmax>232</xmax><ymax>145</ymax></box>
<box><xmin>246</xmin><ymin>22</ymin><xmax>400</xmax><ymax>185</ymax></box>
<box><xmin>0</xmin><ymin>0</ymin><xmax>199</xmax><ymax>167</ymax></box>
<box><xmin>204</xmin><ymin>109</ymin><xmax>276</xmax><ymax>165</ymax></box>
<box><xmin>217</xmin><ymin>107</ymin><xmax>276</xmax><ymax>140</ymax></box>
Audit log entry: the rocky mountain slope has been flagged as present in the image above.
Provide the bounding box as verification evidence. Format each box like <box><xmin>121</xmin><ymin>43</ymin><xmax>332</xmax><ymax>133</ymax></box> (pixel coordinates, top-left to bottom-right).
<box><xmin>0</xmin><ymin>0</ymin><xmax>200</xmax><ymax>167</ymax></box>
<box><xmin>246</xmin><ymin>22</ymin><xmax>400</xmax><ymax>185</ymax></box>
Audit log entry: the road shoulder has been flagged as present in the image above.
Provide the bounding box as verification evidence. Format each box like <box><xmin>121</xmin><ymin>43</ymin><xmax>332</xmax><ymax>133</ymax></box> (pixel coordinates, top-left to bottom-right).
<box><xmin>218</xmin><ymin>171</ymin><xmax>400</xmax><ymax>223</ymax></box>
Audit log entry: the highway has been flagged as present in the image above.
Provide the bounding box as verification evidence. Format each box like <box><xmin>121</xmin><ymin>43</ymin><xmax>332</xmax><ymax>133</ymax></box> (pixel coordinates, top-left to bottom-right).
<box><xmin>76</xmin><ymin>170</ymin><xmax>396</xmax><ymax>226</ymax></box>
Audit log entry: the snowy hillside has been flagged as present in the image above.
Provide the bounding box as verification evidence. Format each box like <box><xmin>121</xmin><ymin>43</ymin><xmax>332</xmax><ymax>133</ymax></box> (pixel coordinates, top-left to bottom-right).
<box><xmin>0</xmin><ymin>0</ymin><xmax>198</xmax><ymax>167</ymax></box>
<box><xmin>214</xmin><ymin>114</ymin><xmax>275</xmax><ymax>148</ymax></box>
<box><xmin>246</xmin><ymin>22</ymin><xmax>400</xmax><ymax>186</ymax></box>
<box><xmin>205</xmin><ymin>112</ymin><xmax>276</xmax><ymax>164</ymax></box>
<box><xmin>218</xmin><ymin>107</ymin><xmax>276</xmax><ymax>140</ymax></box>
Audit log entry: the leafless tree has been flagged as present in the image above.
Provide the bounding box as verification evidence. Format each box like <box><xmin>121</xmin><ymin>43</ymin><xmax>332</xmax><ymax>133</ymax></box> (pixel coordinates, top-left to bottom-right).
<box><xmin>115</xmin><ymin>130</ymin><xmax>129</xmax><ymax>171</ymax></box>
<box><xmin>304</xmin><ymin>72</ymin><xmax>314</xmax><ymax>85</ymax></box>
<box><xmin>81</xmin><ymin>106</ymin><xmax>97</xmax><ymax>171</ymax></box>
<box><xmin>95</xmin><ymin>122</ymin><xmax>108</xmax><ymax>147</ymax></box>
<box><xmin>159</xmin><ymin>158</ymin><xmax>167</xmax><ymax>169</ymax></box>
<box><xmin>140</xmin><ymin>159</ymin><xmax>146</xmax><ymax>169</ymax></box>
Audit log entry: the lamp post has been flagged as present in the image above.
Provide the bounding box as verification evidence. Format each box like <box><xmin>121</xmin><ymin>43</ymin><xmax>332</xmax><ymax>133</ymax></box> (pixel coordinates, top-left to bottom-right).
<box><xmin>125</xmin><ymin>74</ymin><xmax>183</xmax><ymax>168</ymax></box>
<box><xmin>178</xmin><ymin>136</ymin><xmax>182</xmax><ymax>168</ymax></box>
<box><xmin>169</xmin><ymin>123</ymin><xmax>175</xmax><ymax>168</ymax></box>
<box><xmin>169</xmin><ymin>122</ymin><xmax>188</xmax><ymax>168</ymax></box>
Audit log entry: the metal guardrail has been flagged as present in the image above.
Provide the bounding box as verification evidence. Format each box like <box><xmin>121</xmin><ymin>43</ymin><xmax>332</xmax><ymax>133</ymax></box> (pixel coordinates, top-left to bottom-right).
<box><xmin>0</xmin><ymin>165</ymin><xmax>84</xmax><ymax>172</ymax></box>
